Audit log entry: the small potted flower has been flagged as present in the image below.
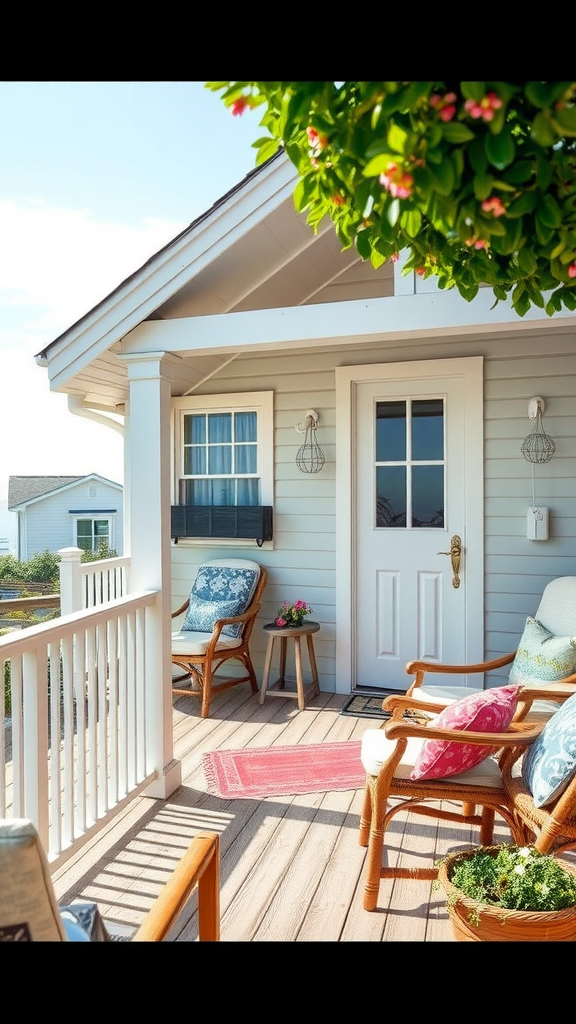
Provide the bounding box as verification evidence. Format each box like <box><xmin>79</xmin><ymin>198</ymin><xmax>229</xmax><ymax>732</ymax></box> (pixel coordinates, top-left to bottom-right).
<box><xmin>274</xmin><ymin>599</ymin><xmax>313</xmax><ymax>629</ymax></box>
<box><xmin>437</xmin><ymin>843</ymin><xmax>576</xmax><ymax>942</ymax></box>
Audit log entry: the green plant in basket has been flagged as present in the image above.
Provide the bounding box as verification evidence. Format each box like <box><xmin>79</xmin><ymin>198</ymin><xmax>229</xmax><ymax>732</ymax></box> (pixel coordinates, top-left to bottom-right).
<box><xmin>443</xmin><ymin>844</ymin><xmax>576</xmax><ymax>913</ymax></box>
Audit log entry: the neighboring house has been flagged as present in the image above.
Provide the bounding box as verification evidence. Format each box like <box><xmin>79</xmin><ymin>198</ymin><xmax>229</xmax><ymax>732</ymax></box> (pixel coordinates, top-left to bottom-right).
<box><xmin>0</xmin><ymin>500</ymin><xmax>17</xmax><ymax>557</ymax></box>
<box><xmin>33</xmin><ymin>150</ymin><xmax>576</xmax><ymax>701</ymax></box>
<box><xmin>8</xmin><ymin>474</ymin><xmax>123</xmax><ymax>561</ymax></box>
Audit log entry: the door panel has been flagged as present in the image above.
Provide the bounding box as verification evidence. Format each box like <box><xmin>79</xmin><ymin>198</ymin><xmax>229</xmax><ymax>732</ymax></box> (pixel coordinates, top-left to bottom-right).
<box><xmin>354</xmin><ymin>361</ymin><xmax>483</xmax><ymax>692</ymax></box>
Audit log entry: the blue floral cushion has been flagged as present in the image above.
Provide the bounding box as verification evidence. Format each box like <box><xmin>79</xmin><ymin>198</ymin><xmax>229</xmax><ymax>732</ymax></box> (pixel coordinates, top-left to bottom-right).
<box><xmin>509</xmin><ymin>616</ymin><xmax>576</xmax><ymax>686</ymax></box>
<box><xmin>521</xmin><ymin>691</ymin><xmax>576</xmax><ymax>807</ymax></box>
<box><xmin>182</xmin><ymin>565</ymin><xmax>259</xmax><ymax>639</ymax></box>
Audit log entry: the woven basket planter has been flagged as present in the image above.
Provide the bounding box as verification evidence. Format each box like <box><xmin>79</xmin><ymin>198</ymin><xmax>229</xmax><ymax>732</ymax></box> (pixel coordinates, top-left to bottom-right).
<box><xmin>438</xmin><ymin>847</ymin><xmax>576</xmax><ymax>942</ymax></box>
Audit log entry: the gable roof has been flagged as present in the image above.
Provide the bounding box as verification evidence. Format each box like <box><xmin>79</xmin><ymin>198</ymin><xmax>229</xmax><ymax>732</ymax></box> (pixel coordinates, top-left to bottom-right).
<box><xmin>8</xmin><ymin>474</ymin><xmax>122</xmax><ymax>510</ymax></box>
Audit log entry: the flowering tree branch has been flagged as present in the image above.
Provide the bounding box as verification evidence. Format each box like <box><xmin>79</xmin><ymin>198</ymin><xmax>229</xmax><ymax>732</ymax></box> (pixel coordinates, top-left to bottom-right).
<box><xmin>206</xmin><ymin>81</ymin><xmax>576</xmax><ymax>317</ymax></box>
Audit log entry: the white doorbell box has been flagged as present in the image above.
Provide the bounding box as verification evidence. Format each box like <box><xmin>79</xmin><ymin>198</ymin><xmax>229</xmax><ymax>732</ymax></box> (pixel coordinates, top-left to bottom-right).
<box><xmin>527</xmin><ymin>506</ymin><xmax>549</xmax><ymax>541</ymax></box>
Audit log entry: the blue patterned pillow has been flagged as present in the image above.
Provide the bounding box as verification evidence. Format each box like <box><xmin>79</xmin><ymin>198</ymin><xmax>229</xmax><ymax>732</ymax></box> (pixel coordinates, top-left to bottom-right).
<box><xmin>182</xmin><ymin>565</ymin><xmax>259</xmax><ymax>639</ymax></box>
<box><xmin>521</xmin><ymin>691</ymin><xmax>576</xmax><ymax>807</ymax></box>
<box><xmin>509</xmin><ymin>616</ymin><xmax>576</xmax><ymax>686</ymax></box>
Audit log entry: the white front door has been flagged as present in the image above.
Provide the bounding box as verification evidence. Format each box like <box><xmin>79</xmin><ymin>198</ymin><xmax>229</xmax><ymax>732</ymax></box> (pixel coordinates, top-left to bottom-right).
<box><xmin>335</xmin><ymin>357</ymin><xmax>484</xmax><ymax>694</ymax></box>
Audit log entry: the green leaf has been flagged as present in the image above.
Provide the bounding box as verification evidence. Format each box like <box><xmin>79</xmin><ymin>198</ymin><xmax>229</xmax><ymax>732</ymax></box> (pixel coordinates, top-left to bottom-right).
<box><xmin>427</xmin><ymin>157</ymin><xmax>455</xmax><ymax>196</ymax></box>
<box><xmin>386</xmin><ymin>198</ymin><xmax>400</xmax><ymax>227</ymax></box>
<box><xmin>355</xmin><ymin>227</ymin><xmax>372</xmax><ymax>260</ymax></box>
<box><xmin>440</xmin><ymin>121</ymin><xmax>476</xmax><ymax>144</ymax></box>
<box><xmin>485</xmin><ymin>129</ymin><xmax>516</xmax><ymax>170</ymax></box>
<box><xmin>363</xmin><ymin>153</ymin><xmax>396</xmax><ymax>177</ymax></box>
<box><xmin>531</xmin><ymin>112</ymin><xmax>558</xmax><ymax>147</ymax></box>
<box><xmin>387</xmin><ymin>121</ymin><xmax>410</xmax><ymax>155</ymax></box>
<box><xmin>502</xmin><ymin>159</ymin><xmax>535</xmax><ymax>185</ymax></box>
<box><xmin>460</xmin><ymin>82</ymin><xmax>486</xmax><ymax>102</ymax></box>
<box><xmin>401</xmin><ymin>207</ymin><xmax>423</xmax><ymax>238</ymax></box>
<box><xmin>473</xmin><ymin>174</ymin><xmax>495</xmax><ymax>201</ymax></box>
<box><xmin>551</xmin><ymin>105</ymin><xmax>576</xmax><ymax>136</ymax></box>
<box><xmin>517</xmin><ymin>246</ymin><xmax>538</xmax><ymax>275</ymax></box>
<box><xmin>538</xmin><ymin>193</ymin><xmax>563</xmax><ymax>228</ymax></box>
<box><xmin>369</xmin><ymin>247</ymin><xmax>387</xmax><ymax>269</ymax></box>
<box><xmin>525</xmin><ymin>81</ymin><xmax>568</xmax><ymax>108</ymax></box>
<box><xmin>506</xmin><ymin>191</ymin><xmax>538</xmax><ymax>217</ymax></box>
<box><xmin>468</xmin><ymin>137</ymin><xmax>488</xmax><ymax>175</ymax></box>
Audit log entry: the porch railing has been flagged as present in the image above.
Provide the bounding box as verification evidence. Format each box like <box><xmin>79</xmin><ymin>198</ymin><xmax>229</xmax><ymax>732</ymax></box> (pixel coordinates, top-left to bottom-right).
<box><xmin>1</xmin><ymin>565</ymin><xmax>160</xmax><ymax>869</ymax></box>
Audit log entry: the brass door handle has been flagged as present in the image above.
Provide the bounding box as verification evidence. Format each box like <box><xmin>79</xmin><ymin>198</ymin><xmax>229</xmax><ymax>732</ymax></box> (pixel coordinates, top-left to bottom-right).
<box><xmin>437</xmin><ymin>535</ymin><xmax>462</xmax><ymax>588</ymax></box>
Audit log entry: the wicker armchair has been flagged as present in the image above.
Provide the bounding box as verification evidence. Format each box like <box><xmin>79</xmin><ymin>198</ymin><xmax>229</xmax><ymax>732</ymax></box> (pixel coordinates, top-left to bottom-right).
<box><xmin>359</xmin><ymin>688</ymin><xmax>542</xmax><ymax>911</ymax></box>
<box><xmin>172</xmin><ymin>558</ymin><xmax>267</xmax><ymax>719</ymax></box>
<box><xmin>0</xmin><ymin>818</ymin><xmax>220</xmax><ymax>941</ymax></box>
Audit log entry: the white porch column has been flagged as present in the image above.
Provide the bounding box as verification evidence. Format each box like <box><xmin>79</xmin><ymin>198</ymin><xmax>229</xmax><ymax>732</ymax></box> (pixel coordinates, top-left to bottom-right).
<box><xmin>122</xmin><ymin>352</ymin><xmax>181</xmax><ymax>798</ymax></box>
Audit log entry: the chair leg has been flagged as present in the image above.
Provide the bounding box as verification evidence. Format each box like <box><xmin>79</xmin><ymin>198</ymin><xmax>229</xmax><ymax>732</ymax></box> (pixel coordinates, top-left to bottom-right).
<box><xmin>360</xmin><ymin>777</ymin><xmax>385</xmax><ymax>912</ymax></box>
<box><xmin>201</xmin><ymin>665</ymin><xmax>212</xmax><ymax>719</ymax></box>
<box><xmin>480</xmin><ymin>806</ymin><xmax>495</xmax><ymax>845</ymax></box>
<box><xmin>359</xmin><ymin>780</ymin><xmax>372</xmax><ymax>847</ymax></box>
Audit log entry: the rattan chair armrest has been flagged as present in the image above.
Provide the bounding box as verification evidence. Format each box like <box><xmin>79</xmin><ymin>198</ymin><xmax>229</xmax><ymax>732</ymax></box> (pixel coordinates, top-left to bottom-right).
<box><xmin>384</xmin><ymin>718</ymin><xmax>542</xmax><ymax>746</ymax></box>
<box><xmin>382</xmin><ymin>693</ymin><xmax>446</xmax><ymax>717</ymax></box>
<box><xmin>406</xmin><ymin>651</ymin><xmax>516</xmax><ymax>678</ymax></box>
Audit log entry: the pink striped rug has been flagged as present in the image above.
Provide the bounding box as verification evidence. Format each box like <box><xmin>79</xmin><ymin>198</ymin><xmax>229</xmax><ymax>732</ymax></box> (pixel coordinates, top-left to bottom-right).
<box><xmin>203</xmin><ymin>740</ymin><xmax>365</xmax><ymax>799</ymax></box>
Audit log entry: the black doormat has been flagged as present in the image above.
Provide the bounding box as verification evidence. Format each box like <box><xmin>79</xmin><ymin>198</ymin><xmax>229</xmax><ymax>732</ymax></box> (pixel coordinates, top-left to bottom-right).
<box><xmin>340</xmin><ymin>694</ymin><xmax>390</xmax><ymax>719</ymax></box>
<box><xmin>340</xmin><ymin>693</ymin><xmax>432</xmax><ymax>721</ymax></box>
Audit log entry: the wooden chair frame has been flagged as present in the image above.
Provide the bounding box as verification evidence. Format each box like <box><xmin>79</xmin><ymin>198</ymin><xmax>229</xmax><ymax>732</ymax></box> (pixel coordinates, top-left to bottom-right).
<box><xmin>359</xmin><ymin>690</ymin><xmax>543</xmax><ymax>911</ymax></box>
<box><xmin>0</xmin><ymin>821</ymin><xmax>220</xmax><ymax>941</ymax></box>
<box><xmin>172</xmin><ymin>564</ymin><xmax>268</xmax><ymax>719</ymax></box>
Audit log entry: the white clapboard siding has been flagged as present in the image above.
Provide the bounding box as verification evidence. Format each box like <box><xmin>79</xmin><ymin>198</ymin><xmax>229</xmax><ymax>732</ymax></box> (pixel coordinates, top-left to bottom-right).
<box><xmin>170</xmin><ymin>320</ymin><xmax>576</xmax><ymax>694</ymax></box>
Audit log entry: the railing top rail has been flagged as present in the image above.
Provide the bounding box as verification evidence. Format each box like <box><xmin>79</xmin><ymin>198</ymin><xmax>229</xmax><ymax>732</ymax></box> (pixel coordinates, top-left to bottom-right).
<box><xmin>78</xmin><ymin>556</ymin><xmax>130</xmax><ymax>577</ymax></box>
<box><xmin>0</xmin><ymin>589</ymin><xmax>158</xmax><ymax>654</ymax></box>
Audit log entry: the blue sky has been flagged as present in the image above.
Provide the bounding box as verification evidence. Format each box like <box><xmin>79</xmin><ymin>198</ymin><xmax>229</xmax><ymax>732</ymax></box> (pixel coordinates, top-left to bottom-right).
<box><xmin>0</xmin><ymin>81</ymin><xmax>262</xmax><ymax>500</ymax></box>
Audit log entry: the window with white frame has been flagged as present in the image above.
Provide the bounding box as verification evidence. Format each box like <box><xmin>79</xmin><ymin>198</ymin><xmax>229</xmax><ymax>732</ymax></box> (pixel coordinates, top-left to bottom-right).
<box><xmin>172</xmin><ymin>392</ymin><xmax>274</xmax><ymax>508</ymax></box>
<box><xmin>72</xmin><ymin>515</ymin><xmax>113</xmax><ymax>553</ymax></box>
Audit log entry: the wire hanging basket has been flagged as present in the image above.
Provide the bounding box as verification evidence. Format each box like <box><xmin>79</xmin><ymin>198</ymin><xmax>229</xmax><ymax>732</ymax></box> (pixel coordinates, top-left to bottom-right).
<box><xmin>295</xmin><ymin>411</ymin><xmax>325</xmax><ymax>474</ymax></box>
<box><xmin>521</xmin><ymin>399</ymin><xmax>555</xmax><ymax>465</ymax></box>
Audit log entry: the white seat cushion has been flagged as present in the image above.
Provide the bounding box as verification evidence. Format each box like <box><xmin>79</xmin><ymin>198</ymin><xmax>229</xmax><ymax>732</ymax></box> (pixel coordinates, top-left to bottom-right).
<box><xmin>172</xmin><ymin>630</ymin><xmax>242</xmax><ymax>657</ymax></box>
<box><xmin>361</xmin><ymin>728</ymin><xmax>504</xmax><ymax>788</ymax></box>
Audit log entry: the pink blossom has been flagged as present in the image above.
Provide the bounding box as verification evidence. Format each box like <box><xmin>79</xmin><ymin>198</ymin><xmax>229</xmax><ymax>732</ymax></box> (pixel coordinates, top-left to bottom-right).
<box><xmin>306</xmin><ymin>126</ymin><xmax>328</xmax><ymax>154</ymax></box>
<box><xmin>231</xmin><ymin>97</ymin><xmax>249</xmax><ymax>117</ymax></box>
<box><xmin>465</xmin><ymin>238</ymin><xmax>488</xmax><ymax>250</ymax></box>
<box><xmin>332</xmin><ymin>193</ymin><xmax>345</xmax><ymax>206</ymax></box>
<box><xmin>481</xmin><ymin>196</ymin><xmax>506</xmax><ymax>218</ymax></box>
<box><xmin>391</xmin><ymin>252</ymin><xmax>399</xmax><ymax>262</ymax></box>
<box><xmin>430</xmin><ymin>91</ymin><xmax>458</xmax><ymax>122</ymax></box>
<box><xmin>464</xmin><ymin>91</ymin><xmax>503</xmax><ymax>122</ymax></box>
<box><xmin>379</xmin><ymin>162</ymin><xmax>414</xmax><ymax>199</ymax></box>
<box><xmin>568</xmin><ymin>263</ymin><xmax>576</xmax><ymax>278</ymax></box>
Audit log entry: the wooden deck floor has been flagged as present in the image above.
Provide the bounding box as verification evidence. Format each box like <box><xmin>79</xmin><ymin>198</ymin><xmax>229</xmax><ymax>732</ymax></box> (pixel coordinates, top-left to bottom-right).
<box><xmin>52</xmin><ymin>683</ymin><xmax>515</xmax><ymax>942</ymax></box>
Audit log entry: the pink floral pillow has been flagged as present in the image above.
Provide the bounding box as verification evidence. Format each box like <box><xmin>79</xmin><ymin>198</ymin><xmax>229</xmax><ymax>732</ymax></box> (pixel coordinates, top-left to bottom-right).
<box><xmin>410</xmin><ymin>685</ymin><xmax>519</xmax><ymax>781</ymax></box>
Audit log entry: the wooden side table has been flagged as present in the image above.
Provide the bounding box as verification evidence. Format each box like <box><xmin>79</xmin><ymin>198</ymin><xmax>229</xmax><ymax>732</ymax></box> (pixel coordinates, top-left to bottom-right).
<box><xmin>259</xmin><ymin>621</ymin><xmax>320</xmax><ymax>711</ymax></box>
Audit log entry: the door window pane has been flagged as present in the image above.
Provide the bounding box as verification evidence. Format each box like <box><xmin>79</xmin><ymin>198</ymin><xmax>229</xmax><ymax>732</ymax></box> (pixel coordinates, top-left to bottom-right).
<box><xmin>412</xmin><ymin>466</ymin><xmax>444</xmax><ymax>527</ymax></box>
<box><xmin>412</xmin><ymin>399</ymin><xmax>444</xmax><ymax>460</ymax></box>
<box><xmin>376</xmin><ymin>401</ymin><xmax>406</xmax><ymax>461</ymax></box>
<box><xmin>376</xmin><ymin>466</ymin><xmax>406</xmax><ymax>527</ymax></box>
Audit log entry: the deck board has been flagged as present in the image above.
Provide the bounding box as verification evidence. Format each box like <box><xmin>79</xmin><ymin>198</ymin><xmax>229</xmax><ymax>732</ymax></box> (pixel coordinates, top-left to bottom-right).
<box><xmin>51</xmin><ymin>685</ymin><xmax>518</xmax><ymax>941</ymax></box>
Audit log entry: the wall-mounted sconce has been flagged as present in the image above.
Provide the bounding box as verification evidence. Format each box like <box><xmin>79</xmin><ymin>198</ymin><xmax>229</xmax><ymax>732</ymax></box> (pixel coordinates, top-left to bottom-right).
<box><xmin>521</xmin><ymin>397</ymin><xmax>555</xmax><ymax>542</ymax></box>
<box><xmin>295</xmin><ymin>409</ymin><xmax>325</xmax><ymax>474</ymax></box>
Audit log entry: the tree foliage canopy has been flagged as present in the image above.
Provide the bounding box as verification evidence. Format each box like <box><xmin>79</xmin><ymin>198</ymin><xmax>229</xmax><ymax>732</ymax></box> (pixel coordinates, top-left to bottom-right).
<box><xmin>207</xmin><ymin>81</ymin><xmax>576</xmax><ymax>317</ymax></box>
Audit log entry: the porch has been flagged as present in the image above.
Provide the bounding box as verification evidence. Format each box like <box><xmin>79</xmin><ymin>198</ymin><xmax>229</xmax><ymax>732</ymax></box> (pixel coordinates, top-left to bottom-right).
<box><xmin>50</xmin><ymin>682</ymin><xmax>514</xmax><ymax>941</ymax></box>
